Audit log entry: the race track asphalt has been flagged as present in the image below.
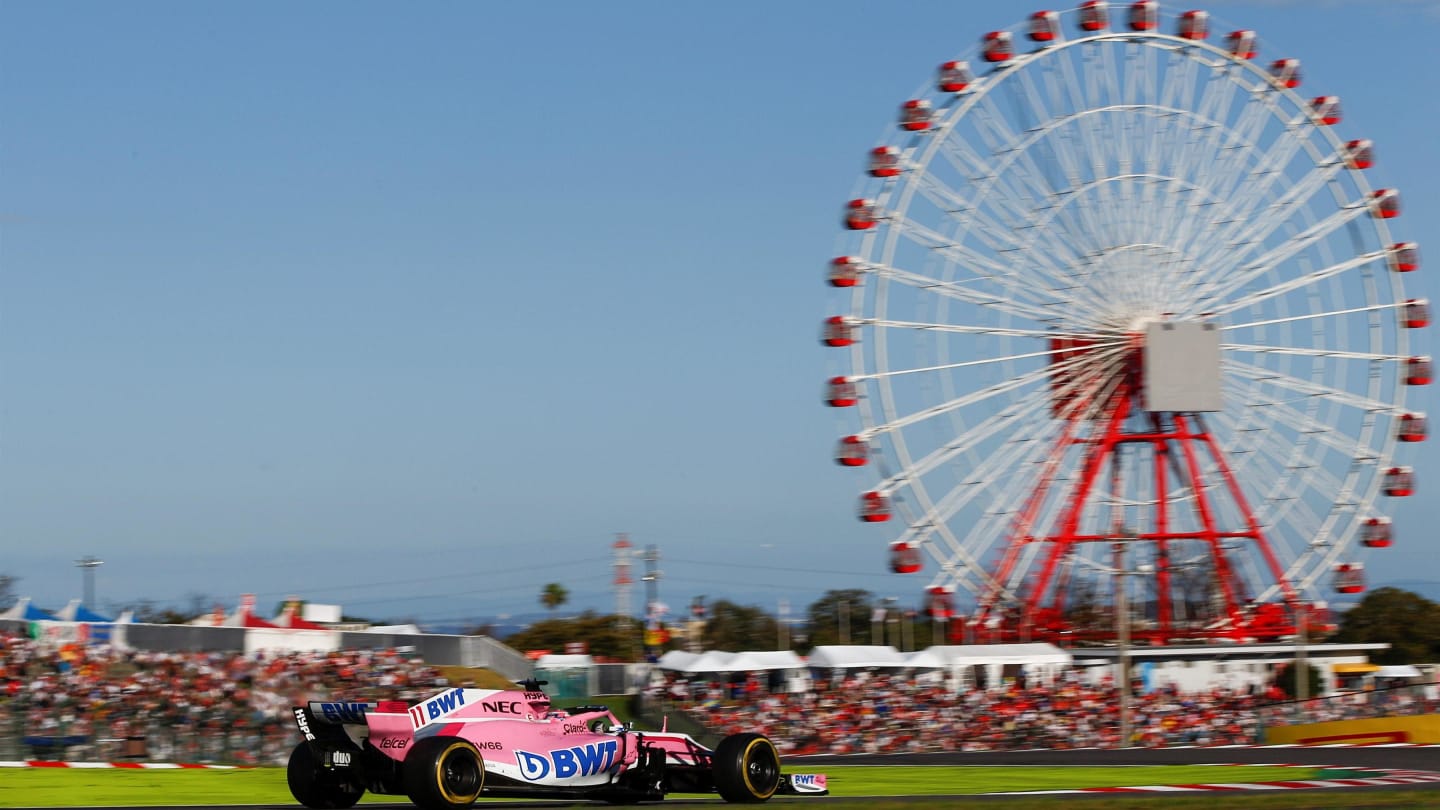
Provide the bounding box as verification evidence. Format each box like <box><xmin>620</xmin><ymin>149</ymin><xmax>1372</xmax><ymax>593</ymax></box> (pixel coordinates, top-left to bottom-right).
<box><xmin>23</xmin><ymin>745</ymin><xmax>1440</xmax><ymax>809</ymax></box>
<box><xmin>792</xmin><ymin>744</ymin><xmax>1440</xmax><ymax>770</ymax></box>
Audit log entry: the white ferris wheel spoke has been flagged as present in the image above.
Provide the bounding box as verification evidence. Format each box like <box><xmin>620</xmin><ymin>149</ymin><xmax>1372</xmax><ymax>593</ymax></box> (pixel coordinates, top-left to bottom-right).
<box><xmin>1209</xmin><ymin>253</ymin><xmax>1389</xmax><ymax>318</ymax></box>
<box><xmin>1222</xmin><ymin>358</ymin><xmax>1408</xmax><ymax>416</ymax></box>
<box><xmin>1182</xmin><ymin>200</ymin><xmax>1373</xmax><ymax>313</ymax></box>
<box><xmin>1223</xmin><ymin>343</ymin><xmax>1407</xmax><ymax>362</ymax></box>
<box><xmin>1224</xmin><ymin>300</ymin><xmax>1406</xmax><ymax>331</ymax></box>
<box><xmin>860</xmin><ymin>259</ymin><xmax>1064</xmax><ymax>324</ymax></box>
<box><xmin>882</xmin><ymin>211</ymin><xmax>1112</xmax><ymax>322</ymax></box>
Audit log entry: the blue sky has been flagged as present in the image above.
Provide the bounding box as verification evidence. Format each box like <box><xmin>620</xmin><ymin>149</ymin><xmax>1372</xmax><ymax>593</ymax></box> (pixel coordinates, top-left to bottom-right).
<box><xmin>2</xmin><ymin>1</ymin><xmax>1437</xmax><ymax>627</ymax></box>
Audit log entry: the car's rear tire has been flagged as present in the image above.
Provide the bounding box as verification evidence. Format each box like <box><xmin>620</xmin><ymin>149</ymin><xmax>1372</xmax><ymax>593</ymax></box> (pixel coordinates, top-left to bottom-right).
<box><xmin>403</xmin><ymin>737</ymin><xmax>485</xmax><ymax>810</ymax></box>
<box><xmin>287</xmin><ymin>742</ymin><xmax>364</xmax><ymax>809</ymax></box>
<box><xmin>712</xmin><ymin>733</ymin><xmax>780</xmax><ymax>803</ymax></box>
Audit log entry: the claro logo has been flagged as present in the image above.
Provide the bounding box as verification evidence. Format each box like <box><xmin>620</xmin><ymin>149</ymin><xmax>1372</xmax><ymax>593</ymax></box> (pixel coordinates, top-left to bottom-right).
<box><xmin>515</xmin><ymin>740</ymin><xmax>618</xmax><ymax>781</ymax></box>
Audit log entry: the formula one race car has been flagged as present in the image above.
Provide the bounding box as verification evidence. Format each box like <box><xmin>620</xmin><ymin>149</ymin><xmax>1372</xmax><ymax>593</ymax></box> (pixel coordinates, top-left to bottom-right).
<box><xmin>287</xmin><ymin>679</ymin><xmax>827</xmax><ymax>808</ymax></box>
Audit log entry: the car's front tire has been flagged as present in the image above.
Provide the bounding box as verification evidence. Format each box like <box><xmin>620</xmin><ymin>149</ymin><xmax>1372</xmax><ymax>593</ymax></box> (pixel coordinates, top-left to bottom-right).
<box><xmin>286</xmin><ymin>742</ymin><xmax>364</xmax><ymax>809</ymax></box>
<box><xmin>712</xmin><ymin>733</ymin><xmax>780</xmax><ymax>803</ymax></box>
<box><xmin>403</xmin><ymin>737</ymin><xmax>485</xmax><ymax>810</ymax></box>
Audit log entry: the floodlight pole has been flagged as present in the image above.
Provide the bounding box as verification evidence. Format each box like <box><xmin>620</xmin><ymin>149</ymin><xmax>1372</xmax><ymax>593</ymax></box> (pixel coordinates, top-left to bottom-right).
<box><xmin>76</xmin><ymin>556</ymin><xmax>104</xmax><ymax>609</ymax></box>
<box><xmin>1296</xmin><ymin>603</ymin><xmax>1309</xmax><ymax>702</ymax></box>
<box><xmin>1113</xmin><ymin>535</ymin><xmax>1132</xmax><ymax>749</ymax></box>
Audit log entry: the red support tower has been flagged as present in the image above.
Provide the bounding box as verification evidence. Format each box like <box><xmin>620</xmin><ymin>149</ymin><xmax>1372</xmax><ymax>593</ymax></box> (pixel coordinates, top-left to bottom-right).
<box><xmin>972</xmin><ymin>329</ymin><xmax>1305</xmax><ymax>644</ymax></box>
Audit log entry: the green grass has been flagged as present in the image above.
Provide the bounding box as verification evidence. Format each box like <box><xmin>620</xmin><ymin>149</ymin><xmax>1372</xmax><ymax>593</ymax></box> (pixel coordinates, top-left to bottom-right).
<box><xmin>0</xmin><ymin>764</ymin><xmax>1436</xmax><ymax>808</ymax></box>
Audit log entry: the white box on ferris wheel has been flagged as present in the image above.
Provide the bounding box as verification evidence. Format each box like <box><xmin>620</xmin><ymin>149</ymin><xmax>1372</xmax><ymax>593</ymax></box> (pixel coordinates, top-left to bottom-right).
<box><xmin>1143</xmin><ymin>321</ymin><xmax>1222</xmax><ymax>412</ymax></box>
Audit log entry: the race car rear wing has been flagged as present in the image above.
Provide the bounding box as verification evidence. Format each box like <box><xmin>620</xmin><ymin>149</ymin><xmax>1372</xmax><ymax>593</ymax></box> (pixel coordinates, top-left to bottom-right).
<box><xmin>303</xmin><ymin>701</ymin><xmax>379</xmax><ymax>725</ymax></box>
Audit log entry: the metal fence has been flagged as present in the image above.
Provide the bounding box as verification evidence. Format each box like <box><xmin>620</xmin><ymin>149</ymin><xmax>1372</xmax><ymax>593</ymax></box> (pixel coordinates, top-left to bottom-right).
<box><xmin>1259</xmin><ymin>683</ymin><xmax>1440</xmax><ymax>730</ymax></box>
<box><xmin>1</xmin><ymin>695</ymin><xmax>297</xmax><ymax>766</ymax></box>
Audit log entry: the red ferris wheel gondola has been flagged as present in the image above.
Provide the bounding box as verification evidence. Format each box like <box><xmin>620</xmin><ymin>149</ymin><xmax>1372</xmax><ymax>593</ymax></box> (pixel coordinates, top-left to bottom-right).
<box><xmin>1029</xmin><ymin>10</ymin><xmax>1061</xmax><ymax>42</ymax></box>
<box><xmin>1345</xmin><ymin>139</ymin><xmax>1374</xmax><ymax>170</ymax></box>
<box><xmin>1078</xmin><ymin>1</ymin><xmax>1108</xmax><ymax>32</ymax></box>
<box><xmin>1177</xmin><ymin>10</ymin><xmax>1209</xmax><ymax>41</ymax></box>
<box><xmin>926</xmin><ymin>585</ymin><xmax>955</xmax><ymax>620</ymax></box>
<box><xmin>822</xmin><ymin>316</ymin><xmax>856</xmax><ymax>347</ymax></box>
<box><xmin>844</xmin><ymin>198</ymin><xmax>878</xmax><ymax>230</ymax></box>
<box><xmin>1227</xmin><ymin>30</ymin><xmax>1258</xmax><ymax>60</ymax></box>
<box><xmin>826</xmin><ymin>376</ymin><xmax>858</xmax><ymax>408</ymax></box>
<box><xmin>983</xmin><ymin>31</ymin><xmax>1014</xmax><ymax>63</ymax></box>
<box><xmin>1361</xmin><ymin>517</ymin><xmax>1393</xmax><ymax>549</ymax></box>
<box><xmin>868</xmin><ymin>146</ymin><xmax>903</xmax><ymax>178</ymax></box>
<box><xmin>1270</xmin><ymin>58</ymin><xmax>1301</xmax><ymax>88</ymax></box>
<box><xmin>938</xmin><ymin>61</ymin><xmax>974</xmax><ymax>93</ymax></box>
<box><xmin>1334</xmin><ymin>563</ymin><xmax>1365</xmax><ymax>595</ymax></box>
<box><xmin>1402</xmin><ymin>299</ymin><xmax>1430</xmax><ymax>329</ymax></box>
<box><xmin>1383</xmin><ymin>466</ymin><xmax>1414</xmax><ymax>497</ymax></box>
<box><xmin>835</xmin><ymin>435</ymin><xmax>869</xmax><ymax>467</ymax></box>
<box><xmin>1406</xmin><ymin>356</ymin><xmax>1432</xmax><ymax>386</ymax></box>
<box><xmin>1390</xmin><ymin>242</ymin><xmax>1420</xmax><ymax>272</ymax></box>
<box><xmin>889</xmin><ymin>540</ymin><xmax>921</xmax><ymax>573</ymax></box>
<box><xmin>1371</xmin><ymin>189</ymin><xmax>1401</xmax><ymax>219</ymax></box>
<box><xmin>1128</xmin><ymin>1</ymin><xmax>1158</xmax><ymax>31</ymax></box>
<box><xmin>828</xmin><ymin>256</ymin><xmax>865</xmax><ymax>288</ymax></box>
<box><xmin>1310</xmin><ymin>96</ymin><xmax>1342</xmax><ymax>126</ymax></box>
<box><xmin>859</xmin><ymin>491</ymin><xmax>892</xmax><ymax>522</ymax></box>
<box><xmin>899</xmin><ymin>99</ymin><xmax>934</xmax><ymax>132</ymax></box>
<box><xmin>1397</xmin><ymin>412</ymin><xmax>1428</xmax><ymax>442</ymax></box>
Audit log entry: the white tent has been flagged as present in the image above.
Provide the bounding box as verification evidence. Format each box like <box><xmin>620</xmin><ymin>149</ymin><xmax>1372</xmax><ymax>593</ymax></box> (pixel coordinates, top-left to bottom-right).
<box><xmin>728</xmin><ymin>650</ymin><xmax>805</xmax><ymax>671</ymax></box>
<box><xmin>1375</xmin><ymin>664</ymin><xmax>1422</xmax><ymax>679</ymax></box>
<box><xmin>904</xmin><ymin>648</ymin><xmax>946</xmax><ymax>669</ymax></box>
<box><xmin>681</xmin><ymin>650</ymin><xmax>737</xmax><ymax>674</ymax></box>
<box><xmin>925</xmin><ymin>643</ymin><xmax>1073</xmax><ymax>689</ymax></box>
<box><xmin>655</xmin><ymin>650</ymin><xmax>700</xmax><ymax>672</ymax></box>
<box><xmin>806</xmin><ymin>645</ymin><xmax>907</xmax><ymax>670</ymax></box>
<box><xmin>535</xmin><ymin>654</ymin><xmax>594</xmax><ymax>669</ymax></box>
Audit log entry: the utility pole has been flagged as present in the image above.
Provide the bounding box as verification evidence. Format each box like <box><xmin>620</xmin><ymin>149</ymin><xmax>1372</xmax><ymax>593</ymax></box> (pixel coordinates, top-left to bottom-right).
<box><xmin>1296</xmin><ymin>601</ymin><xmax>1309</xmax><ymax>702</ymax></box>
<box><xmin>641</xmin><ymin>545</ymin><xmax>662</xmax><ymax>660</ymax></box>
<box><xmin>613</xmin><ymin>535</ymin><xmax>635</xmax><ymax>660</ymax></box>
<box><xmin>76</xmin><ymin>557</ymin><xmax>104</xmax><ymax>608</ymax></box>
<box><xmin>1113</xmin><ymin>538</ymin><xmax>1132</xmax><ymax>749</ymax></box>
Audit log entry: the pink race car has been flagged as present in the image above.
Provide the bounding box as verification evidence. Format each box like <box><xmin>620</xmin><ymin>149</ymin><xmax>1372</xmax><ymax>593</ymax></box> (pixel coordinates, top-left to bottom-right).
<box><xmin>287</xmin><ymin>679</ymin><xmax>827</xmax><ymax>808</ymax></box>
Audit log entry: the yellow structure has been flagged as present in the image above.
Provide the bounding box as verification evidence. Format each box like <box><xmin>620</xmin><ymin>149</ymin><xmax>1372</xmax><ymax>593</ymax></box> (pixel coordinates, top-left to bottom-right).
<box><xmin>1265</xmin><ymin>714</ymin><xmax>1440</xmax><ymax>745</ymax></box>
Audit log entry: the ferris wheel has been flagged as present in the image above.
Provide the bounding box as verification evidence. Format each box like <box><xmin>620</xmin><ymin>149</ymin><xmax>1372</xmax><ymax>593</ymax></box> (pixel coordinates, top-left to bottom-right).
<box><xmin>823</xmin><ymin>1</ymin><xmax>1428</xmax><ymax>644</ymax></box>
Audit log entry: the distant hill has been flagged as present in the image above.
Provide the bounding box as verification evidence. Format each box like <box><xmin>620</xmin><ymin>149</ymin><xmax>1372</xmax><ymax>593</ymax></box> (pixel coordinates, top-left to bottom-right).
<box><xmin>420</xmin><ymin>612</ymin><xmax>556</xmax><ymax>639</ymax></box>
<box><xmin>1374</xmin><ymin>580</ymin><xmax>1440</xmax><ymax>603</ymax></box>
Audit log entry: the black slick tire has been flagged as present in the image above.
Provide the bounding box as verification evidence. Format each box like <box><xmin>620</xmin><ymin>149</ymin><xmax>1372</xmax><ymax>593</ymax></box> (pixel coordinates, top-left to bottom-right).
<box><xmin>403</xmin><ymin>736</ymin><xmax>485</xmax><ymax>810</ymax></box>
<box><xmin>712</xmin><ymin>732</ymin><xmax>780</xmax><ymax>803</ymax></box>
<box><xmin>286</xmin><ymin>742</ymin><xmax>363</xmax><ymax>809</ymax></box>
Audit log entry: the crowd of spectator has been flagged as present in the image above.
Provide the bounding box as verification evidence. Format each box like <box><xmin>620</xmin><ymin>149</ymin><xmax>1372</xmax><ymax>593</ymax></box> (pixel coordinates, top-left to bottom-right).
<box><xmin>668</xmin><ymin>670</ymin><xmax>1268</xmax><ymax>753</ymax></box>
<box><xmin>4</xmin><ymin>628</ymin><xmax>1437</xmax><ymax>764</ymax></box>
<box><xmin>0</xmin><ymin>629</ymin><xmax>447</xmax><ymax>764</ymax></box>
<box><xmin>661</xmin><ymin>669</ymin><xmax>1440</xmax><ymax>755</ymax></box>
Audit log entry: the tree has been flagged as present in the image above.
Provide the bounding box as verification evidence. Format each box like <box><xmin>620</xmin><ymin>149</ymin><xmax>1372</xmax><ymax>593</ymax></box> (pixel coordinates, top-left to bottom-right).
<box><xmin>1331</xmin><ymin>587</ymin><xmax>1440</xmax><ymax>664</ymax></box>
<box><xmin>702</xmin><ymin>600</ymin><xmax>780</xmax><ymax>651</ymax></box>
<box><xmin>803</xmin><ymin>589</ymin><xmax>876</xmax><ymax>649</ymax></box>
<box><xmin>540</xmin><ymin>583</ymin><xmax>569</xmax><ymax>614</ymax></box>
<box><xmin>1272</xmin><ymin>662</ymin><xmax>1324</xmax><ymax>701</ymax></box>
<box><xmin>503</xmin><ymin>611</ymin><xmax>634</xmax><ymax>660</ymax></box>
